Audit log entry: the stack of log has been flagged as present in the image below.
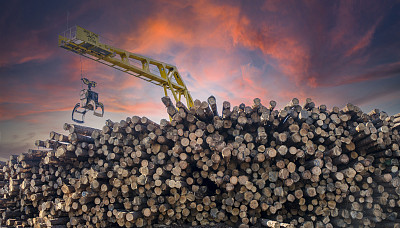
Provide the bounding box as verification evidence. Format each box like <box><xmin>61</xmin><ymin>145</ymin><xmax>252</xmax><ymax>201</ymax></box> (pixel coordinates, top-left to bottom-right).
<box><xmin>1</xmin><ymin>96</ymin><xmax>400</xmax><ymax>228</ymax></box>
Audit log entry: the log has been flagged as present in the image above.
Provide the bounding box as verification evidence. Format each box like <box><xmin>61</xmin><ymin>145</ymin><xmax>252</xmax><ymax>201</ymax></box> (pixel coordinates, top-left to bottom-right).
<box><xmin>2</xmin><ymin>96</ymin><xmax>400</xmax><ymax>228</ymax></box>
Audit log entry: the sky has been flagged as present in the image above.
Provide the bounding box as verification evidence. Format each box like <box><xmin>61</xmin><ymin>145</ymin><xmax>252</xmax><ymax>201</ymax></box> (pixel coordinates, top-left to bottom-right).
<box><xmin>0</xmin><ymin>0</ymin><xmax>400</xmax><ymax>161</ymax></box>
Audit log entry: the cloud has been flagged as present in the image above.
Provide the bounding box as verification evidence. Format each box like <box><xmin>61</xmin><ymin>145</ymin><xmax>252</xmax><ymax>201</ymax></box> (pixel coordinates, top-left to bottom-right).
<box><xmin>344</xmin><ymin>17</ymin><xmax>382</xmax><ymax>57</ymax></box>
<box><xmin>349</xmin><ymin>85</ymin><xmax>400</xmax><ymax>108</ymax></box>
<box><xmin>338</xmin><ymin>61</ymin><xmax>400</xmax><ymax>86</ymax></box>
<box><xmin>0</xmin><ymin>104</ymin><xmax>70</xmax><ymax>121</ymax></box>
<box><xmin>0</xmin><ymin>35</ymin><xmax>55</xmax><ymax>67</ymax></box>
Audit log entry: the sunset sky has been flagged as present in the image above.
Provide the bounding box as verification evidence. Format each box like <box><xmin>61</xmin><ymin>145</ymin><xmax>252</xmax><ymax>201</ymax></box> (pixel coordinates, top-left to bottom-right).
<box><xmin>1</xmin><ymin>0</ymin><xmax>400</xmax><ymax>161</ymax></box>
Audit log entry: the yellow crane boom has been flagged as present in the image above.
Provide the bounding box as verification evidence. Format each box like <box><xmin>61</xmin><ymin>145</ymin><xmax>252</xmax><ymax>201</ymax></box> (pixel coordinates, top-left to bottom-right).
<box><xmin>58</xmin><ymin>26</ymin><xmax>194</xmax><ymax>108</ymax></box>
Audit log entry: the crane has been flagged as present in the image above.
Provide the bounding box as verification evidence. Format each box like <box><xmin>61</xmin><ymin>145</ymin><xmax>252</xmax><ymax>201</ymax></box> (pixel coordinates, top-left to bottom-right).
<box><xmin>59</xmin><ymin>25</ymin><xmax>194</xmax><ymax>122</ymax></box>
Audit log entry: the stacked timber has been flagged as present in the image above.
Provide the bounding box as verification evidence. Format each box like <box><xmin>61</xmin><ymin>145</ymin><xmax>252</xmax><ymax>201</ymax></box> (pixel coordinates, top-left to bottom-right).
<box><xmin>1</xmin><ymin>96</ymin><xmax>400</xmax><ymax>228</ymax></box>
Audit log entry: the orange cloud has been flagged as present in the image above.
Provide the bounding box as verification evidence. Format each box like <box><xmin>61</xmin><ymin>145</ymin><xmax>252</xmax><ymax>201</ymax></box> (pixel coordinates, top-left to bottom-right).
<box><xmin>103</xmin><ymin>0</ymin><xmax>312</xmax><ymax>104</ymax></box>
<box><xmin>121</xmin><ymin>1</ymin><xmax>240</xmax><ymax>53</ymax></box>
<box><xmin>230</xmin><ymin>20</ymin><xmax>311</xmax><ymax>87</ymax></box>
<box><xmin>113</xmin><ymin>1</ymin><xmax>243</xmax><ymax>86</ymax></box>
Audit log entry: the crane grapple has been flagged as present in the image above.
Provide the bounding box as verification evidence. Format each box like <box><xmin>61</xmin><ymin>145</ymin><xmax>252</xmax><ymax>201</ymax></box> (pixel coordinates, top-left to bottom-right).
<box><xmin>72</xmin><ymin>78</ymin><xmax>104</xmax><ymax>123</ymax></box>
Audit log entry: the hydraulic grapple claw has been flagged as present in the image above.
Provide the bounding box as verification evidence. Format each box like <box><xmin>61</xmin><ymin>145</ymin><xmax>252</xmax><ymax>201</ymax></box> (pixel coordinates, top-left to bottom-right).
<box><xmin>93</xmin><ymin>102</ymin><xmax>104</xmax><ymax>117</ymax></box>
<box><xmin>72</xmin><ymin>103</ymin><xmax>86</xmax><ymax>124</ymax></box>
